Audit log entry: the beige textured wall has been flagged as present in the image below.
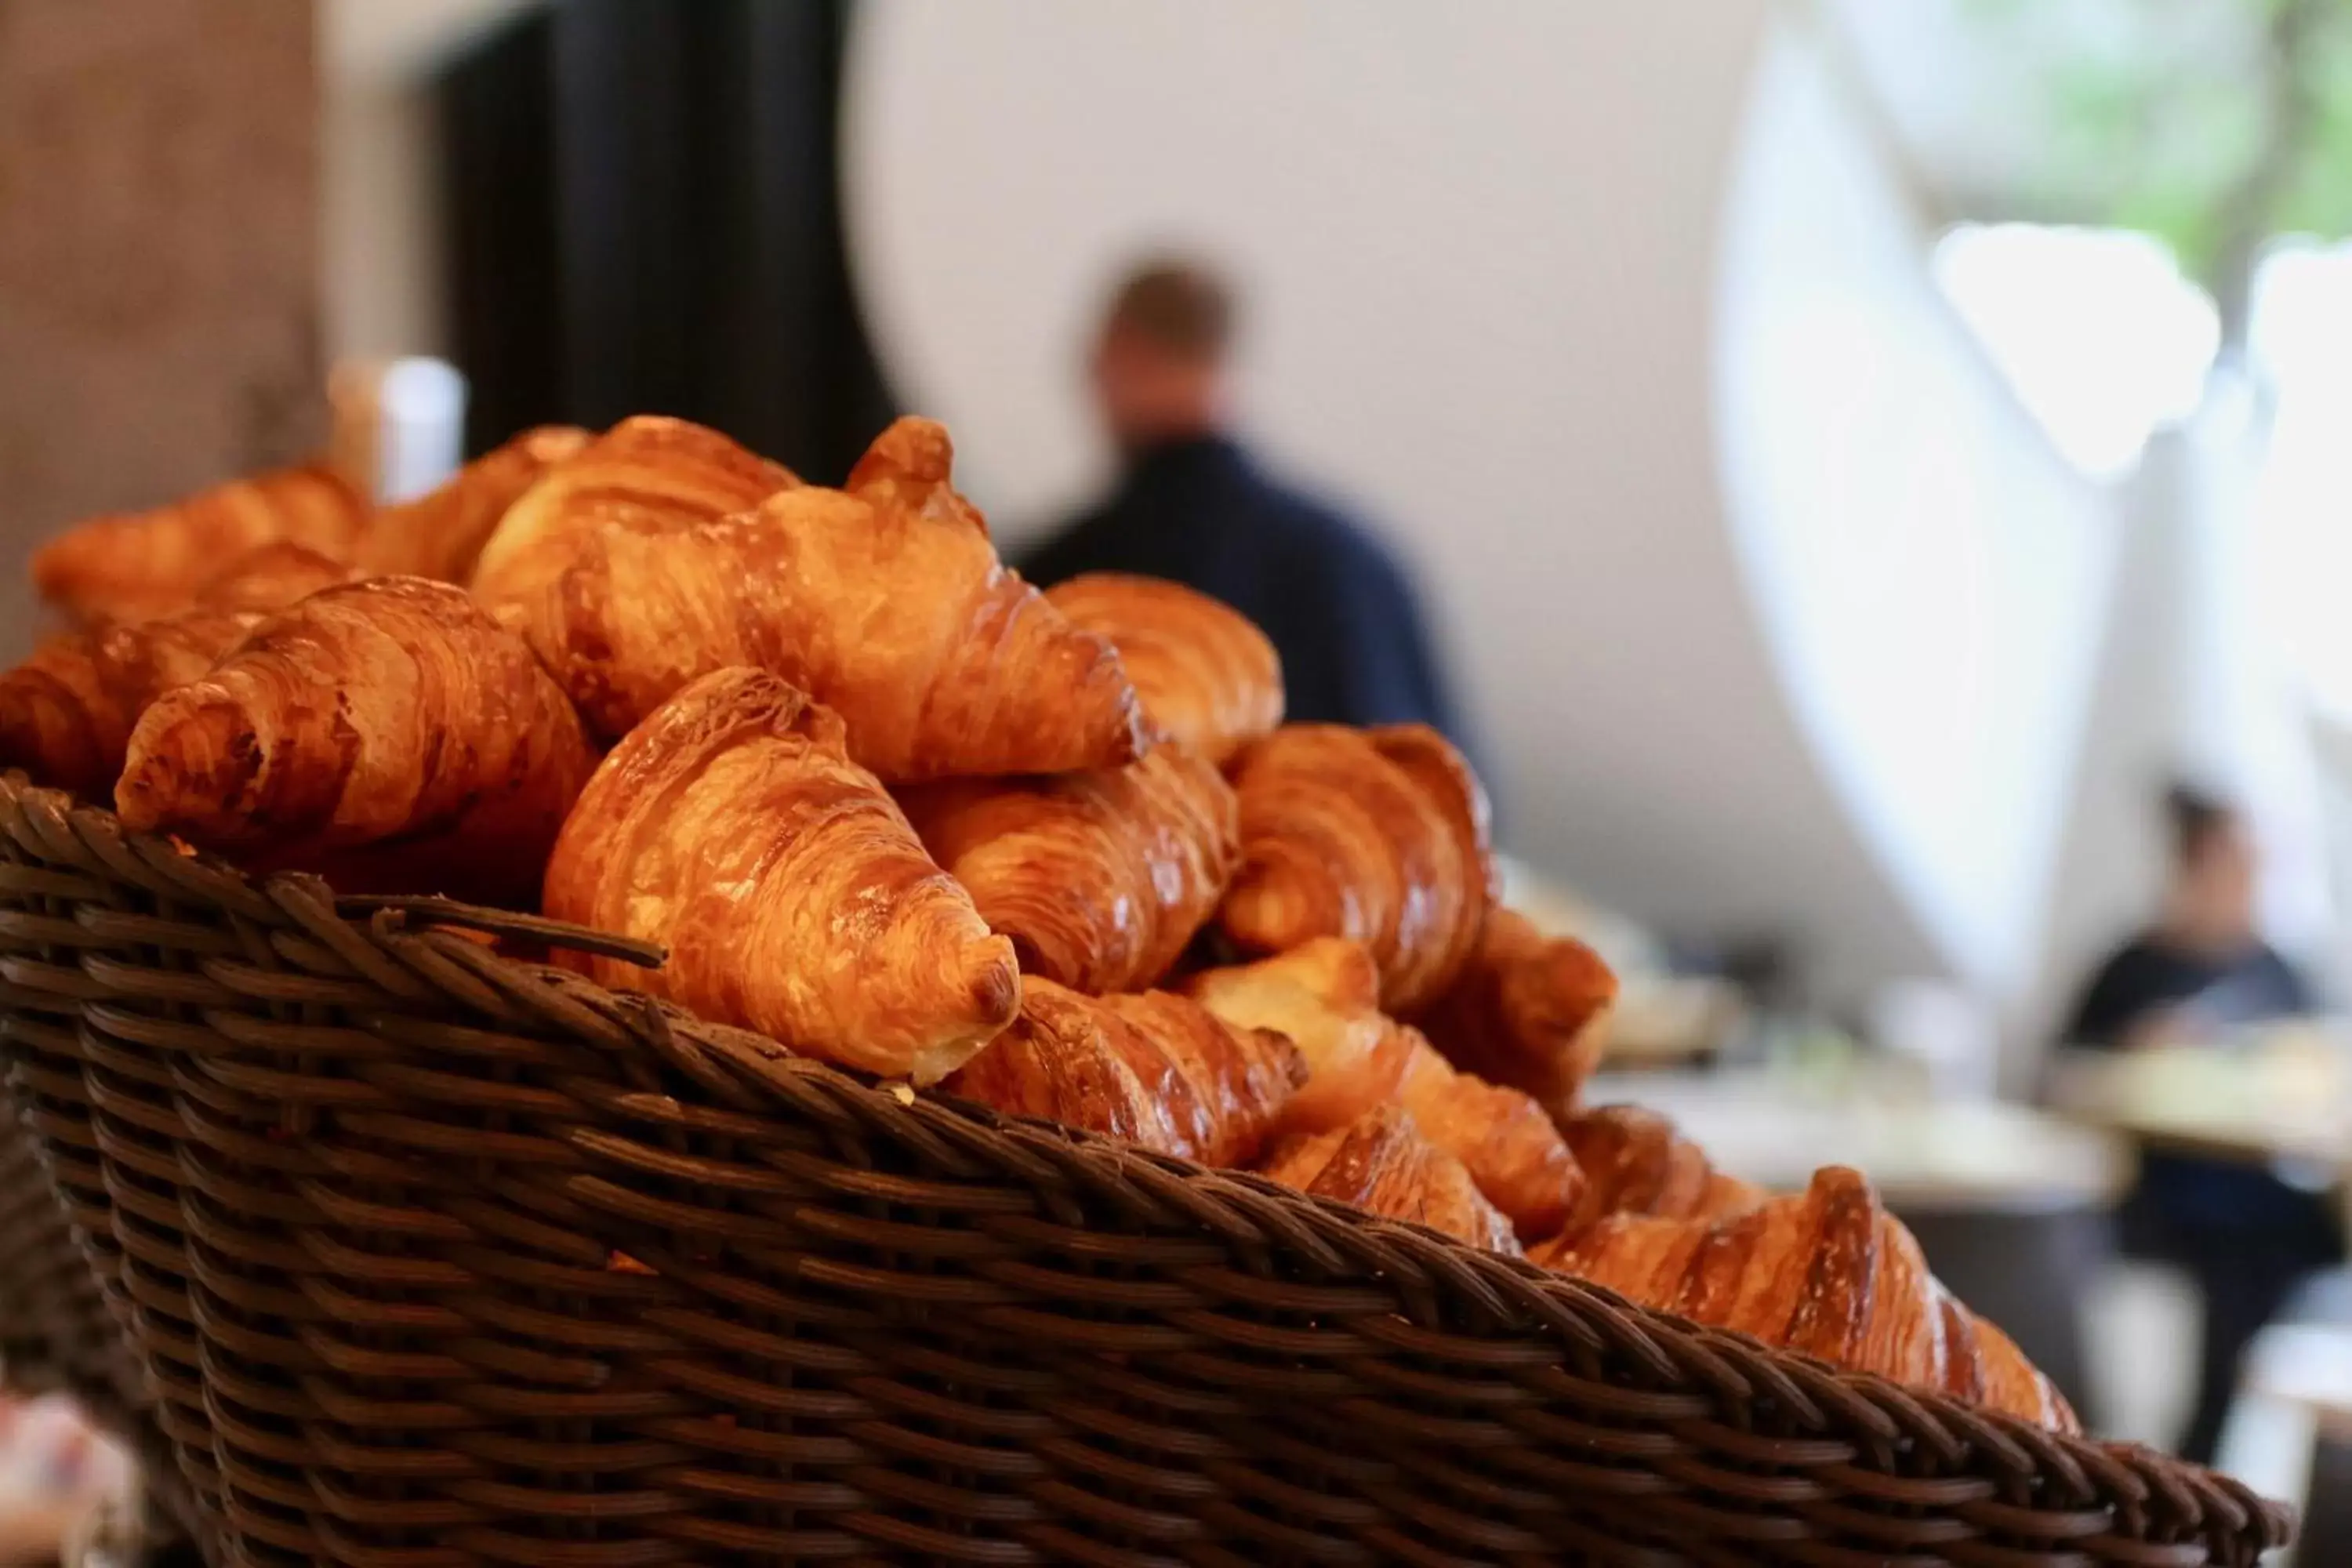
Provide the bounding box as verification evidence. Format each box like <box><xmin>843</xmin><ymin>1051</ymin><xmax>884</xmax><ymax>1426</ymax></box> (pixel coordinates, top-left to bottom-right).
<box><xmin>0</xmin><ymin>0</ymin><xmax>321</xmax><ymax>655</ymax></box>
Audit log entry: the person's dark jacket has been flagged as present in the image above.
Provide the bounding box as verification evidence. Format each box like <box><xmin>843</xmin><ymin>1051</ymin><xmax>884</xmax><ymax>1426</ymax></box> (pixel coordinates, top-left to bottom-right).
<box><xmin>1019</xmin><ymin>434</ymin><xmax>1467</xmax><ymax>746</ymax></box>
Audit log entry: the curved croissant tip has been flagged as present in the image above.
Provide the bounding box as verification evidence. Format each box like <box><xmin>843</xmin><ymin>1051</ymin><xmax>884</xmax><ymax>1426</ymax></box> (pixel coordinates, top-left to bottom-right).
<box><xmin>115</xmin><ymin>694</ymin><xmax>256</xmax><ymax>834</ymax></box>
<box><xmin>851</xmin><ymin>416</ymin><xmax>955</xmax><ymax>493</ymax></box>
<box><xmin>966</xmin><ymin>935</ymin><xmax>1022</xmax><ymax>1033</ymax></box>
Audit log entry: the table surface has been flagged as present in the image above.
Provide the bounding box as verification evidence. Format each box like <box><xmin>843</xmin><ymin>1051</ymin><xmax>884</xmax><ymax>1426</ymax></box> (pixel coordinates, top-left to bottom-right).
<box><xmin>1584</xmin><ymin>1070</ymin><xmax>2131</xmax><ymax>1214</ymax></box>
<box><xmin>2045</xmin><ymin>1032</ymin><xmax>2352</xmax><ymax>1171</ymax></box>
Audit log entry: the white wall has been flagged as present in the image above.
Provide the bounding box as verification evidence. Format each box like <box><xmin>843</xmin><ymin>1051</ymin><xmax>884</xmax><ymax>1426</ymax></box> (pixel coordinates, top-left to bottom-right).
<box><xmin>844</xmin><ymin>0</ymin><xmax>1947</xmax><ymax>1003</ymax></box>
<box><xmin>1715</xmin><ymin>24</ymin><xmax>2119</xmax><ymax>1001</ymax></box>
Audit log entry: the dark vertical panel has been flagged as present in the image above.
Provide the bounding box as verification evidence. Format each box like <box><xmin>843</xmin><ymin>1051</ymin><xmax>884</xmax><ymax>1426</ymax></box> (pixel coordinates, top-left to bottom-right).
<box><xmin>440</xmin><ymin>9</ymin><xmax>561</xmax><ymax>456</ymax></box>
<box><xmin>436</xmin><ymin>0</ymin><xmax>897</xmax><ymax>474</ymax></box>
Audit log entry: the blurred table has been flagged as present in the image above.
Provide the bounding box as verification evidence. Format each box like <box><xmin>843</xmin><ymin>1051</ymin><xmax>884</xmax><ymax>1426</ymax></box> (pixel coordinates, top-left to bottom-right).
<box><xmin>1585</xmin><ymin>1069</ymin><xmax>2129</xmax><ymax>1417</ymax></box>
<box><xmin>2046</xmin><ymin>1029</ymin><xmax>2352</xmax><ymax>1172</ymax></box>
<box><xmin>1586</xmin><ymin>1069</ymin><xmax>2129</xmax><ymax>1212</ymax></box>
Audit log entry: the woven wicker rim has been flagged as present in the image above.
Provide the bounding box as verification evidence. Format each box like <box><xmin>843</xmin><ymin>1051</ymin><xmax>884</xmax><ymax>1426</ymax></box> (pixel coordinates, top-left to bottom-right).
<box><xmin>0</xmin><ymin>771</ymin><xmax>2296</xmax><ymax>1566</ymax></box>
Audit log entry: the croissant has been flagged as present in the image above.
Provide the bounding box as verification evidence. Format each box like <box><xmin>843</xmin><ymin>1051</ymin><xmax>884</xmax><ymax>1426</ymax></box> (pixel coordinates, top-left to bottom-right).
<box><xmin>490</xmin><ymin>416</ymin><xmax>1149</xmax><ymax>779</ymax></box>
<box><xmin>1392</xmin><ymin>1028</ymin><xmax>1581</xmax><ymax>1241</ymax></box>
<box><xmin>1535</xmin><ymin>1167</ymin><xmax>2076</xmax><ymax>1430</ymax></box>
<box><xmin>543</xmin><ymin>666</ymin><xmax>1019</xmax><ymax>1084</ymax></box>
<box><xmin>1182</xmin><ymin>938</ymin><xmax>1412</xmax><ymax>1133</ymax></box>
<box><xmin>1411</xmin><ymin>909</ymin><xmax>1619</xmax><ymax>1118</ymax></box>
<box><xmin>0</xmin><ymin>544</ymin><xmax>362</xmax><ymax>799</ymax></box>
<box><xmin>1260</xmin><ymin>1105</ymin><xmax>1520</xmax><ymax>1255</ymax></box>
<box><xmin>1</xmin><ymin>614</ymin><xmax>247</xmax><ymax>799</ymax></box>
<box><xmin>897</xmin><ymin>746</ymin><xmax>1237</xmax><ymax>993</ymax></box>
<box><xmin>190</xmin><ymin>540</ymin><xmax>358</xmax><ymax>612</ymax></box>
<box><xmin>466</xmin><ymin>415</ymin><xmax>797</xmax><ymax>609</ymax></box>
<box><xmin>114</xmin><ymin>577</ymin><xmax>596</xmax><ymax>902</ymax></box>
<box><xmin>945</xmin><ymin>977</ymin><xmax>1304</xmax><ymax>1166</ymax></box>
<box><xmin>847</xmin><ymin>413</ymin><xmax>993</xmax><ymax>539</ymax></box>
<box><xmin>1556</xmin><ymin>1105</ymin><xmax>1766</xmax><ymax>1241</ymax></box>
<box><xmin>1219</xmin><ymin>724</ymin><xmax>1497</xmax><ymax>1011</ymax></box>
<box><xmin>1043</xmin><ymin>574</ymin><xmax>1283</xmax><ymax>763</ymax></box>
<box><xmin>32</xmin><ymin>463</ymin><xmax>368</xmax><ymax>623</ymax></box>
<box><xmin>359</xmin><ymin>425</ymin><xmax>592</xmax><ymax>583</ymax></box>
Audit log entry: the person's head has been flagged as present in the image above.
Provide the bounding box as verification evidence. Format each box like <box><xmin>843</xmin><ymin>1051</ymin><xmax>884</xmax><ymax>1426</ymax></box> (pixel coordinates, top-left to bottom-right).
<box><xmin>2162</xmin><ymin>781</ymin><xmax>2259</xmax><ymax>946</ymax></box>
<box><xmin>1089</xmin><ymin>256</ymin><xmax>1235</xmax><ymax>456</ymax></box>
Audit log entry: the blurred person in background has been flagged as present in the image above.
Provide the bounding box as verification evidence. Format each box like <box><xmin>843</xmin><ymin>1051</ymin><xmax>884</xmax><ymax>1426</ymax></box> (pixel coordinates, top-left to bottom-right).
<box><xmin>1022</xmin><ymin>256</ymin><xmax>1466</xmax><ymax>741</ymax></box>
<box><xmin>2063</xmin><ymin>782</ymin><xmax>2339</xmax><ymax>1462</ymax></box>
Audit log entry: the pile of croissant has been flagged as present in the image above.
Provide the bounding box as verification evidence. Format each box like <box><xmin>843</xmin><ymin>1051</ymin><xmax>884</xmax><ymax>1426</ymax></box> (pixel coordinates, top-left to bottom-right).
<box><xmin>5</xmin><ymin>416</ymin><xmax>2073</xmax><ymax>1431</ymax></box>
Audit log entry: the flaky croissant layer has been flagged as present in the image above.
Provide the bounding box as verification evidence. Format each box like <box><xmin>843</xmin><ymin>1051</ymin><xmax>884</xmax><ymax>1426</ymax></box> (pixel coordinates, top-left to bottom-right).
<box><xmin>115</xmin><ymin>577</ymin><xmax>597</xmax><ymax>902</ymax></box>
<box><xmin>947</xmin><ymin>978</ymin><xmax>1304</xmax><ymax>1167</ymax></box>
<box><xmin>898</xmin><ymin>744</ymin><xmax>1238</xmax><ymax>995</ymax></box>
<box><xmin>487</xmin><ymin>417</ymin><xmax>1148</xmax><ymax>781</ymax></box>
<box><xmin>1259</xmin><ymin>1105</ymin><xmax>1520</xmax><ymax>1256</ymax></box>
<box><xmin>32</xmin><ymin>463</ymin><xmax>369</xmax><ymax>625</ymax></box>
<box><xmin>543</xmin><ymin>666</ymin><xmax>1019</xmax><ymax>1085</ymax></box>
<box><xmin>1044</xmin><ymin>572</ymin><xmax>1283</xmax><ymax>764</ymax></box>
<box><xmin>1536</xmin><ymin>1166</ymin><xmax>2076</xmax><ymax>1431</ymax></box>
<box><xmin>1220</xmin><ymin>723</ymin><xmax>1497</xmax><ymax>1012</ymax></box>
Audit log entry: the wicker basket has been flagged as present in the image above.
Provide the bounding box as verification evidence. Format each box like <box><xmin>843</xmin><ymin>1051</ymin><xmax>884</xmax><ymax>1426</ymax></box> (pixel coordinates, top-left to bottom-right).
<box><xmin>0</xmin><ymin>773</ymin><xmax>2294</xmax><ymax>1566</ymax></box>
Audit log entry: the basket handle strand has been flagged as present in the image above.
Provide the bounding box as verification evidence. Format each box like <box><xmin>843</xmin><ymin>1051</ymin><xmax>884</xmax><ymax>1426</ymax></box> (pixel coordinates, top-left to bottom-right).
<box><xmin>334</xmin><ymin>893</ymin><xmax>668</xmax><ymax>969</ymax></box>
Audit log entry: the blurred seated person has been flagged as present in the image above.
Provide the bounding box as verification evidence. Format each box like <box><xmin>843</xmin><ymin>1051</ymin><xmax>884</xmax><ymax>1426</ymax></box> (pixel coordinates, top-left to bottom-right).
<box><xmin>1022</xmin><ymin>256</ymin><xmax>1466</xmax><ymax>740</ymax></box>
<box><xmin>2063</xmin><ymin>782</ymin><xmax>2339</xmax><ymax>1462</ymax></box>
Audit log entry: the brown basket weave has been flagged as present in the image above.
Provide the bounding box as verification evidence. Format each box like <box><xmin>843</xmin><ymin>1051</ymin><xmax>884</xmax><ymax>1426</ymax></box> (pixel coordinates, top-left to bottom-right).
<box><xmin>0</xmin><ymin>772</ymin><xmax>2294</xmax><ymax>1566</ymax></box>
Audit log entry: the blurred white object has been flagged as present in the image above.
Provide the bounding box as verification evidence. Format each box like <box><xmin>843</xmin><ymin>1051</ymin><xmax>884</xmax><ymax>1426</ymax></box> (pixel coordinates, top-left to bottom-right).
<box><xmin>1870</xmin><ymin>978</ymin><xmax>1998</xmax><ymax>1099</ymax></box>
<box><xmin>328</xmin><ymin>356</ymin><xmax>469</xmax><ymax>504</ymax></box>
<box><xmin>2215</xmin><ymin>1320</ymin><xmax>2352</xmax><ymax>1562</ymax></box>
<box><xmin>0</xmin><ymin>1395</ymin><xmax>131</xmax><ymax>1567</ymax></box>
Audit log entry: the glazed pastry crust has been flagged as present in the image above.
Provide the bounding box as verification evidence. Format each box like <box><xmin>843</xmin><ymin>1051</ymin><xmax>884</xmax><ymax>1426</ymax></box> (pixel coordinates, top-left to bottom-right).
<box><xmin>1219</xmin><ymin>723</ymin><xmax>1496</xmax><ymax>1011</ymax></box>
<box><xmin>1044</xmin><ymin>573</ymin><xmax>1283</xmax><ymax>764</ymax></box>
<box><xmin>33</xmin><ymin>463</ymin><xmax>368</xmax><ymax>624</ymax></box>
<box><xmin>114</xmin><ymin>576</ymin><xmax>595</xmax><ymax>903</ymax></box>
<box><xmin>898</xmin><ymin>745</ymin><xmax>1237</xmax><ymax>994</ymax></box>
<box><xmin>1392</xmin><ymin>1027</ymin><xmax>1581</xmax><ymax>1241</ymax></box>
<box><xmin>1260</xmin><ymin>1105</ymin><xmax>1520</xmax><ymax>1255</ymax></box>
<box><xmin>946</xmin><ymin>978</ymin><xmax>1304</xmax><ymax>1167</ymax></box>
<box><xmin>490</xmin><ymin>417</ymin><xmax>1148</xmax><ymax>779</ymax></box>
<box><xmin>543</xmin><ymin>666</ymin><xmax>1020</xmax><ymax>1085</ymax></box>
<box><xmin>467</xmin><ymin>415</ymin><xmax>797</xmax><ymax>612</ymax></box>
<box><xmin>1411</xmin><ymin>908</ymin><xmax>1618</xmax><ymax>1117</ymax></box>
<box><xmin>1536</xmin><ymin>1166</ymin><xmax>2076</xmax><ymax>1430</ymax></box>
<box><xmin>1554</xmin><ymin>1104</ymin><xmax>1766</xmax><ymax>1241</ymax></box>
<box><xmin>2</xmin><ymin>543</ymin><xmax>361</xmax><ymax>799</ymax></box>
<box><xmin>1182</xmin><ymin>938</ymin><xmax>1413</xmax><ymax>1134</ymax></box>
<box><xmin>361</xmin><ymin>426</ymin><xmax>592</xmax><ymax>583</ymax></box>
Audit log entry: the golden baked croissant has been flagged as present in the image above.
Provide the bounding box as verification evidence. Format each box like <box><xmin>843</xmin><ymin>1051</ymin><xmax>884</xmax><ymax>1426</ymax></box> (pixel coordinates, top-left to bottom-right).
<box><xmin>1535</xmin><ymin>1166</ymin><xmax>2076</xmax><ymax>1430</ymax></box>
<box><xmin>1182</xmin><ymin>938</ymin><xmax>1412</xmax><ymax>1133</ymax></box>
<box><xmin>2</xmin><ymin>615</ymin><xmax>247</xmax><ymax>799</ymax></box>
<box><xmin>1411</xmin><ymin>909</ymin><xmax>1619</xmax><ymax>1118</ymax></box>
<box><xmin>189</xmin><ymin>540</ymin><xmax>358</xmax><ymax>612</ymax></box>
<box><xmin>489</xmin><ymin>416</ymin><xmax>1149</xmax><ymax>779</ymax></box>
<box><xmin>32</xmin><ymin>463</ymin><xmax>368</xmax><ymax>623</ymax></box>
<box><xmin>847</xmin><ymin>413</ymin><xmax>992</xmax><ymax>539</ymax></box>
<box><xmin>1260</xmin><ymin>1105</ymin><xmax>1520</xmax><ymax>1255</ymax></box>
<box><xmin>466</xmin><ymin>415</ymin><xmax>797</xmax><ymax>608</ymax></box>
<box><xmin>359</xmin><ymin>425</ymin><xmax>592</xmax><ymax>583</ymax></box>
<box><xmin>1043</xmin><ymin>574</ymin><xmax>1283</xmax><ymax>764</ymax></box>
<box><xmin>1556</xmin><ymin>1105</ymin><xmax>1766</xmax><ymax>1240</ymax></box>
<box><xmin>1392</xmin><ymin>1028</ymin><xmax>1581</xmax><ymax>1241</ymax></box>
<box><xmin>945</xmin><ymin>977</ymin><xmax>1304</xmax><ymax>1166</ymax></box>
<box><xmin>542</xmin><ymin>666</ymin><xmax>1019</xmax><ymax>1084</ymax></box>
<box><xmin>114</xmin><ymin>577</ymin><xmax>595</xmax><ymax>902</ymax></box>
<box><xmin>1219</xmin><ymin>723</ymin><xmax>1497</xmax><ymax>1011</ymax></box>
<box><xmin>897</xmin><ymin>746</ymin><xmax>1236</xmax><ymax>993</ymax></box>
<box><xmin>1</xmin><ymin>543</ymin><xmax>361</xmax><ymax>798</ymax></box>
